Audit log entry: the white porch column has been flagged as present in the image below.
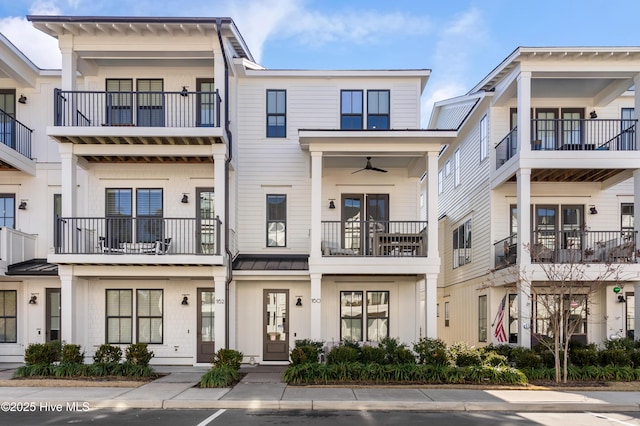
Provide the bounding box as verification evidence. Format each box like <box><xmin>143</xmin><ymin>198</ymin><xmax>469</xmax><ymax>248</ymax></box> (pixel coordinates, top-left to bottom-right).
<box><xmin>427</xmin><ymin>152</ymin><xmax>439</xmax><ymax>259</ymax></box>
<box><xmin>214</xmin><ymin>275</ymin><xmax>227</xmax><ymax>349</ymax></box>
<box><xmin>310</xmin><ymin>273</ymin><xmax>322</xmax><ymax>340</ymax></box>
<box><xmin>517</xmin><ymin>168</ymin><xmax>531</xmax><ymax>265</ymax></box>
<box><xmin>59</xmin><ymin>144</ymin><xmax>77</xmax><ymax>218</ymax></box>
<box><xmin>214</xmin><ymin>152</ymin><xmax>227</xmax><ymax>255</ymax></box>
<box><xmin>634</xmin><ymin>282</ymin><xmax>640</xmax><ymax>342</ymax></box>
<box><xmin>517</xmin><ymin>71</ymin><xmax>532</xmax><ymax>155</ymax></box>
<box><xmin>634</xmin><ymin>74</ymin><xmax>640</xmax><ymax>151</ymax></box>
<box><xmin>517</xmin><ymin>277</ymin><xmax>532</xmax><ymax>349</ymax></box>
<box><xmin>59</xmin><ymin>266</ymin><xmax>77</xmax><ymax>344</ymax></box>
<box><xmin>634</xmin><ymin>169</ymin><xmax>640</xmax><ymax>340</ymax></box>
<box><xmin>424</xmin><ymin>273</ymin><xmax>438</xmax><ymax>338</ymax></box>
<box><xmin>310</xmin><ymin>152</ymin><xmax>323</xmax><ymax>259</ymax></box>
<box><xmin>59</xmin><ymin>35</ymin><xmax>77</xmax><ymax>92</ymax></box>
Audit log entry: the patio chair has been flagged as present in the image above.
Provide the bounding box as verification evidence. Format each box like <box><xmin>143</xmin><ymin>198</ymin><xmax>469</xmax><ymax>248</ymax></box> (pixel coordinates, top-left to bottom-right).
<box><xmin>155</xmin><ymin>237</ymin><xmax>172</xmax><ymax>255</ymax></box>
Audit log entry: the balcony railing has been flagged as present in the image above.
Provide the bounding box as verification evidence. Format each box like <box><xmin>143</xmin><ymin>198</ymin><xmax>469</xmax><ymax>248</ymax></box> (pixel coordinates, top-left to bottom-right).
<box><xmin>321</xmin><ymin>220</ymin><xmax>427</xmax><ymax>257</ymax></box>
<box><xmin>55</xmin><ymin>217</ymin><xmax>221</xmax><ymax>255</ymax></box>
<box><xmin>494</xmin><ymin>230</ymin><xmax>637</xmax><ymax>267</ymax></box>
<box><xmin>0</xmin><ymin>227</ymin><xmax>36</xmax><ymax>266</ymax></box>
<box><xmin>0</xmin><ymin>108</ymin><xmax>32</xmax><ymax>159</ymax></box>
<box><xmin>496</xmin><ymin>119</ymin><xmax>637</xmax><ymax>170</ymax></box>
<box><xmin>53</xmin><ymin>89</ymin><xmax>221</xmax><ymax>128</ymax></box>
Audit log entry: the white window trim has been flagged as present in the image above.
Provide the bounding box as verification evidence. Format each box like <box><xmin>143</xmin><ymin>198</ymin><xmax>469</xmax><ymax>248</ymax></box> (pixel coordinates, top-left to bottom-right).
<box><xmin>479</xmin><ymin>115</ymin><xmax>488</xmax><ymax>162</ymax></box>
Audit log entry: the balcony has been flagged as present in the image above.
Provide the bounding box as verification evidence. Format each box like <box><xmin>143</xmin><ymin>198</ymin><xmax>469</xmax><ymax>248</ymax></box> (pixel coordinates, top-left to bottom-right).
<box><xmin>0</xmin><ymin>227</ymin><xmax>36</xmax><ymax>274</ymax></box>
<box><xmin>496</xmin><ymin>119</ymin><xmax>637</xmax><ymax>170</ymax></box>
<box><xmin>54</xmin><ymin>217</ymin><xmax>221</xmax><ymax>256</ymax></box>
<box><xmin>321</xmin><ymin>220</ymin><xmax>427</xmax><ymax>257</ymax></box>
<box><xmin>53</xmin><ymin>89</ymin><xmax>221</xmax><ymax>129</ymax></box>
<box><xmin>0</xmin><ymin>109</ymin><xmax>32</xmax><ymax>159</ymax></box>
<box><xmin>494</xmin><ymin>230</ymin><xmax>637</xmax><ymax>268</ymax></box>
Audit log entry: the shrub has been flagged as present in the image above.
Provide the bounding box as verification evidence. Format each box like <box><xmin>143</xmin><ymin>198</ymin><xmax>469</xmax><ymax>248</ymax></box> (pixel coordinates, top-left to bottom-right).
<box><xmin>93</xmin><ymin>344</ymin><xmax>122</xmax><ymax>364</ymax></box>
<box><xmin>484</xmin><ymin>344</ymin><xmax>513</xmax><ymax>361</ymax></box>
<box><xmin>379</xmin><ymin>337</ymin><xmax>415</xmax><ymax>365</ymax></box>
<box><xmin>599</xmin><ymin>349</ymin><xmax>631</xmax><ymax>367</ymax></box>
<box><xmin>125</xmin><ymin>343</ymin><xmax>154</xmax><ymax>366</ymax></box>
<box><xmin>294</xmin><ymin>339</ymin><xmax>324</xmax><ymax>351</ymax></box>
<box><xmin>630</xmin><ymin>350</ymin><xmax>640</xmax><ymax>368</ymax></box>
<box><xmin>569</xmin><ymin>346</ymin><xmax>598</xmax><ymax>367</ymax></box>
<box><xmin>413</xmin><ymin>338</ymin><xmax>450</xmax><ymax>366</ymax></box>
<box><xmin>210</xmin><ymin>348</ymin><xmax>243</xmax><ymax>370</ymax></box>
<box><xmin>360</xmin><ymin>345</ymin><xmax>386</xmax><ymax>364</ymax></box>
<box><xmin>483</xmin><ymin>352</ymin><xmax>508</xmax><ymax>367</ymax></box>
<box><xmin>200</xmin><ymin>365</ymin><xmax>239</xmax><ymax>388</ymax></box>
<box><xmin>24</xmin><ymin>342</ymin><xmax>59</xmax><ymax>366</ymax></box>
<box><xmin>539</xmin><ymin>350</ymin><xmax>563</xmax><ymax>368</ymax></box>
<box><xmin>511</xmin><ymin>347</ymin><xmax>541</xmax><ymax>369</ymax></box>
<box><xmin>290</xmin><ymin>344</ymin><xmax>321</xmax><ymax>365</ymax></box>
<box><xmin>326</xmin><ymin>345</ymin><xmax>359</xmax><ymax>364</ymax></box>
<box><xmin>604</xmin><ymin>337</ymin><xmax>635</xmax><ymax>352</ymax></box>
<box><xmin>449</xmin><ymin>343</ymin><xmax>483</xmax><ymax>367</ymax></box>
<box><xmin>61</xmin><ymin>344</ymin><xmax>84</xmax><ymax>364</ymax></box>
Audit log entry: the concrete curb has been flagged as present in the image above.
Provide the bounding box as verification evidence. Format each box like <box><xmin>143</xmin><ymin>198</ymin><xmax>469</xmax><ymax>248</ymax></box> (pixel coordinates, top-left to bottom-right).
<box><xmin>83</xmin><ymin>399</ymin><xmax>640</xmax><ymax>412</ymax></box>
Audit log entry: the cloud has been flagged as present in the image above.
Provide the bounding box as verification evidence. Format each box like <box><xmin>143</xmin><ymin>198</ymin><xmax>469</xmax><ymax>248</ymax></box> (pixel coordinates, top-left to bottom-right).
<box><xmin>0</xmin><ymin>16</ymin><xmax>61</xmax><ymax>69</ymax></box>
<box><xmin>29</xmin><ymin>0</ymin><xmax>61</xmax><ymax>15</ymax></box>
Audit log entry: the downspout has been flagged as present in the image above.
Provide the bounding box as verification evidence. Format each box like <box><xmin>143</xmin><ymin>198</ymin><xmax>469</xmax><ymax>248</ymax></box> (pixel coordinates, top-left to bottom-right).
<box><xmin>215</xmin><ymin>18</ymin><xmax>233</xmax><ymax>349</ymax></box>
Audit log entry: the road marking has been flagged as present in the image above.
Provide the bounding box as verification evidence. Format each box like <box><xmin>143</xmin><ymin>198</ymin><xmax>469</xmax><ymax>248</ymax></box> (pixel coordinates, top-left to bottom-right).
<box><xmin>196</xmin><ymin>409</ymin><xmax>227</xmax><ymax>426</ymax></box>
<box><xmin>586</xmin><ymin>412</ymin><xmax>639</xmax><ymax>426</ymax></box>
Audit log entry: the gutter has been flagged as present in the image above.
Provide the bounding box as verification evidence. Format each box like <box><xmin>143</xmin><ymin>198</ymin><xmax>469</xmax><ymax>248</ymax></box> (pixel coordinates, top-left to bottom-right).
<box><xmin>215</xmin><ymin>18</ymin><xmax>233</xmax><ymax>349</ymax></box>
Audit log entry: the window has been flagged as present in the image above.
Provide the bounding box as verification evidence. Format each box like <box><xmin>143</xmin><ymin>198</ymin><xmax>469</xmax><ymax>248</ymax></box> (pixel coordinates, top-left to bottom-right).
<box><xmin>621</xmin><ymin>108</ymin><xmax>635</xmax><ymax>150</ymax></box>
<box><xmin>444</xmin><ymin>301</ymin><xmax>450</xmax><ymax>327</ymax></box>
<box><xmin>453</xmin><ymin>219</ymin><xmax>472</xmax><ymax>268</ymax></box>
<box><xmin>0</xmin><ymin>290</ymin><xmax>16</xmax><ymax>343</ymax></box>
<box><xmin>340</xmin><ymin>291</ymin><xmax>363</xmax><ymax>341</ymax></box>
<box><xmin>341</xmin><ymin>90</ymin><xmax>363</xmax><ymax>129</ymax></box>
<box><xmin>478</xmin><ymin>295</ymin><xmax>487</xmax><ymax>342</ymax></box>
<box><xmin>196</xmin><ymin>78</ymin><xmax>216</xmax><ymax>127</ymax></box>
<box><xmin>106</xmin><ymin>289</ymin><xmax>132</xmax><ymax>344</ymax></box>
<box><xmin>445</xmin><ymin>160</ymin><xmax>451</xmax><ymax>176</ymax></box>
<box><xmin>454</xmin><ymin>149</ymin><xmax>460</xmax><ymax>187</ymax></box>
<box><xmin>0</xmin><ymin>90</ymin><xmax>16</xmax><ymax>148</ymax></box>
<box><xmin>366</xmin><ymin>291</ymin><xmax>389</xmax><ymax>342</ymax></box>
<box><xmin>266</xmin><ymin>194</ymin><xmax>286</xmax><ymax>247</ymax></box>
<box><xmin>367</xmin><ymin>90</ymin><xmax>389</xmax><ymax>129</ymax></box>
<box><xmin>106</xmin><ymin>189</ymin><xmax>132</xmax><ymax>248</ymax></box>
<box><xmin>533</xmin><ymin>294</ymin><xmax>586</xmax><ymax>342</ymax></box>
<box><xmin>137</xmin><ymin>79</ymin><xmax>164</xmax><ymax>127</ymax></box>
<box><xmin>438</xmin><ymin>169</ymin><xmax>443</xmax><ymax>194</ymax></box>
<box><xmin>266</xmin><ymin>90</ymin><xmax>286</xmax><ymax>137</ymax></box>
<box><xmin>136</xmin><ymin>189</ymin><xmax>163</xmax><ymax>242</ymax></box>
<box><xmin>0</xmin><ymin>194</ymin><xmax>15</xmax><ymax>228</ymax></box>
<box><xmin>479</xmin><ymin>115</ymin><xmax>488</xmax><ymax>161</ymax></box>
<box><xmin>137</xmin><ymin>289</ymin><xmax>163</xmax><ymax>344</ymax></box>
<box><xmin>105</xmin><ymin>79</ymin><xmax>133</xmax><ymax>125</ymax></box>
<box><xmin>622</xmin><ymin>203</ymin><xmax>634</xmax><ymax>237</ymax></box>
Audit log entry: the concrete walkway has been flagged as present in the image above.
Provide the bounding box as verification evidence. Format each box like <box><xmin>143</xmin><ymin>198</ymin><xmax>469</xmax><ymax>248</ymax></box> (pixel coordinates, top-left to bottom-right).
<box><xmin>0</xmin><ymin>365</ymin><xmax>639</xmax><ymax>412</ymax></box>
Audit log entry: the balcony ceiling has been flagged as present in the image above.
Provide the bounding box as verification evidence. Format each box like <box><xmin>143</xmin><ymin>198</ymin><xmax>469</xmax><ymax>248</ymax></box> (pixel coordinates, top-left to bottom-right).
<box><xmin>508</xmin><ymin>168</ymin><xmax>624</xmax><ymax>183</ymax></box>
<box><xmin>531</xmin><ymin>78</ymin><xmax>624</xmax><ymax>98</ymax></box>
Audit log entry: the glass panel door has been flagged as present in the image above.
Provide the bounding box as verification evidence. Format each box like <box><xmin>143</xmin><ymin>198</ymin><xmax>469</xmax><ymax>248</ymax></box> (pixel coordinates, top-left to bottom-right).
<box><xmin>197</xmin><ymin>79</ymin><xmax>215</xmax><ymax>127</ymax></box>
<box><xmin>561</xmin><ymin>109</ymin><xmax>584</xmax><ymax>149</ymax></box>
<box><xmin>342</xmin><ymin>194</ymin><xmax>363</xmax><ymax>254</ymax></box>
<box><xmin>621</xmin><ymin>108</ymin><xmax>635</xmax><ymax>150</ymax></box>
<box><xmin>535</xmin><ymin>109</ymin><xmax>558</xmax><ymax>150</ymax></box>
<box><xmin>197</xmin><ymin>188</ymin><xmax>215</xmax><ymax>254</ymax></box>
<box><xmin>137</xmin><ymin>79</ymin><xmax>164</xmax><ymax>127</ymax></box>
<box><xmin>46</xmin><ymin>289</ymin><xmax>61</xmax><ymax>342</ymax></box>
<box><xmin>535</xmin><ymin>205</ymin><xmax>557</xmax><ymax>252</ymax></box>
<box><xmin>106</xmin><ymin>79</ymin><xmax>133</xmax><ymax>125</ymax></box>
<box><xmin>197</xmin><ymin>289</ymin><xmax>215</xmax><ymax>363</ymax></box>
<box><xmin>263</xmin><ymin>290</ymin><xmax>289</xmax><ymax>361</ymax></box>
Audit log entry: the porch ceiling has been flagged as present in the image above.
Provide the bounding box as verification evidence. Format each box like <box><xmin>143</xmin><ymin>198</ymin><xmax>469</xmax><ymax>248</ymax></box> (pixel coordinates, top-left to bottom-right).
<box><xmin>50</xmin><ymin>134</ymin><xmax>221</xmax><ymax>146</ymax></box>
<box><xmin>507</xmin><ymin>168</ymin><xmax>624</xmax><ymax>183</ymax></box>
<box><xmin>81</xmin><ymin>155</ymin><xmax>214</xmax><ymax>164</ymax></box>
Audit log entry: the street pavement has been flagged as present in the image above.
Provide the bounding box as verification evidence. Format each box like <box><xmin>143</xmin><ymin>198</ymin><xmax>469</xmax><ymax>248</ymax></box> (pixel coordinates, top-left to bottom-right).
<box><xmin>0</xmin><ymin>364</ymin><xmax>638</xmax><ymax>412</ymax></box>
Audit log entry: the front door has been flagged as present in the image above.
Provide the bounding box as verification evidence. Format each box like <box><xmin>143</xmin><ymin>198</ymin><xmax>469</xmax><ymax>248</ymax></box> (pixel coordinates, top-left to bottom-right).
<box><xmin>46</xmin><ymin>288</ymin><xmax>61</xmax><ymax>342</ymax></box>
<box><xmin>263</xmin><ymin>290</ymin><xmax>289</xmax><ymax>361</ymax></box>
<box><xmin>197</xmin><ymin>288</ymin><xmax>215</xmax><ymax>363</ymax></box>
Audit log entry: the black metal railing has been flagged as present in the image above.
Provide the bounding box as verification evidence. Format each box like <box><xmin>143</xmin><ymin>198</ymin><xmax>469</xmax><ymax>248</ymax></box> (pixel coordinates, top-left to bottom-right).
<box><xmin>495</xmin><ymin>127</ymin><xmax>517</xmax><ymax>169</ymax></box>
<box><xmin>321</xmin><ymin>220</ymin><xmax>427</xmax><ymax>257</ymax></box>
<box><xmin>531</xmin><ymin>230</ymin><xmax>637</xmax><ymax>263</ymax></box>
<box><xmin>494</xmin><ymin>233</ymin><xmax>518</xmax><ymax>269</ymax></box>
<box><xmin>55</xmin><ymin>217</ymin><xmax>221</xmax><ymax>255</ymax></box>
<box><xmin>531</xmin><ymin>119</ymin><xmax>636</xmax><ymax>151</ymax></box>
<box><xmin>53</xmin><ymin>89</ymin><xmax>221</xmax><ymax>128</ymax></box>
<box><xmin>0</xmin><ymin>108</ymin><xmax>32</xmax><ymax>158</ymax></box>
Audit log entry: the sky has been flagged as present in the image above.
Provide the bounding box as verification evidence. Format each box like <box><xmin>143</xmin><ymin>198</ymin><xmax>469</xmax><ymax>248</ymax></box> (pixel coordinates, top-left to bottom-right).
<box><xmin>1</xmin><ymin>0</ymin><xmax>640</xmax><ymax>124</ymax></box>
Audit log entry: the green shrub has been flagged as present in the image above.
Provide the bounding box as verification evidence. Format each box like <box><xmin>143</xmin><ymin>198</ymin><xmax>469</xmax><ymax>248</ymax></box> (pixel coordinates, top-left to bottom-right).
<box><xmin>511</xmin><ymin>347</ymin><xmax>541</xmax><ymax>369</ymax></box>
<box><xmin>290</xmin><ymin>344</ymin><xmax>321</xmax><ymax>365</ymax></box>
<box><xmin>200</xmin><ymin>365</ymin><xmax>239</xmax><ymax>388</ymax></box>
<box><xmin>484</xmin><ymin>344</ymin><xmax>513</xmax><ymax>361</ymax></box>
<box><xmin>361</xmin><ymin>345</ymin><xmax>386</xmax><ymax>364</ymax></box>
<box><xmin>24</xmin><ymin>342</ymin><xmax>59</xmax><ymax>365</ymax></box>
<box><xmin>326</xmin><ymin>345</ymin><xmax>359</xmax><ymax>364</ymax></box>
<box><xmin>378</xmin><ymin>338</ymin><xmax>415</xmax><ymax>365</ymax></box>
<box><xmin>93</xmin><ymin>344</ymin><xmax>122</xmax><ymax>364</ymax></box>
<box><xmin>569</xmin><ymin>347</ymin><xmax>599</xmax><ymax>367</ymax></box>
<box><xmin>539</xmin><ymin>350</ymin><xmax>563</xmax><ymax>368</ymax></box>
<box><xmin>61</xmin><ymin>344</ymin><xmax>84</xmax><ymax>364</ymax></box>
<box><xmin>413</xmin><ymin>338</ymin><xmax>450</xmax><ymax>366</ymax></box>
<box><xmin>210</xmin><ymin>348</ymin><xmax>243</xmax><ymax>370</ymax></box>
<box><xmin>599</xmin><ymin>349</ymin><xmax>631</xmax><ymax>366</ymax></box>
<box><xmin>629</xmin><ymin>350</ymin><xmax>640</xmax><ymax>368</ymax></box>
<box><xmin>604</xmin><ymin>337</ymin><xmax>635</xmax><ymax>352</ymax></box>
<box><xmin>449</xmin><ymin>343</ymin><xmax>483</xmax><ymax>367</ymax></box>
<box><xmin>294</xmin><ymin>339</ymin><xmax>324</xmax><ymax>351</ymax></box>
<box><xmin>483</xmin><ymin>352</ymin><xmax>508</xmax><ymax>367</ymax></box>
<box><xmin>125</xmin><ymin>343</ymin><xmax>154</xmax><ymax>366</ymax></box>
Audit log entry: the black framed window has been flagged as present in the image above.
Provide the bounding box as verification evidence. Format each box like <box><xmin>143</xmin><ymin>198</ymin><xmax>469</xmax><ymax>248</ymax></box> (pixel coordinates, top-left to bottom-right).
<box><xmin>340</xmin><ymin>291</ymin><xmax>363</xmax><ymax>341</ymax></box>
<box><xmin>105</xmin><ymin>79</ymin><xmax>133</xmax><ymax>125</ymax></box>
<box><xmin>367</xmin><ymin>90</ymin><xmax>389</xmax><ymax>130</ymax></box>
<box><xmin>105</xmin><ymin>189</ymin><xmax>132</xmax><ymax>248</ymax></box>
<box><xmin>341</xmin><ymin>90</ymin><xmax>363</xmax><ymax>129</ymax></box>
<box><xmin>0</xmin><ymin>194</ymin><xmax>15</xmax><ymax>228</ymax></box>
<box><xmin>0</xmin><ymin>290</ymin><xmax>16</xmax><ymax>343</ymax></box>
<box><xmin>453</xmin><ymin>219</ymin><xmax>472</xmax><ymax>268</ymax></box>
<box><xmin>266</xmin><ymin>90</ymin><xmax>286</xmax><ymax>138</ymax></box>
<box><xmin>622</xmin><ymin>203</ymin><xmax>634</xmax><ymax>237</ymax></box>
<box><xmin>137</xmin><ymin>79</ymin><xmax>164</xmax><ymax>127</ymax></box>
<box><xmin>478</xmin><ymin>295</ymin><xmax>487</xmax><ymax>342</ymax></box>
<box><xmin>366</xmin><ymin>291</ymin><xmax>389</xmax><ymax>342</ymax></box>
<box><xmin>106</xmin><ymin>289</ymin><xmax>132</xmax><ymax>344</ymax></box>
<box><xmin>444</xmin><ymin>301</ymin><xmax>450</xmax><ymax>327</ymax></box>
<box><xmin>137</xmin><ymin>289</ymin><xmax>163</xmax><ymax>344</ymax></box>
<box><xmin>266</xmin><ymin>194</ymin><xmax>286</xmax><ymax>247</ymax></box>
<box><xmin>136</xmin><ymin>189</ymin><xmax>163</xmax><ymax>242</ymax></box>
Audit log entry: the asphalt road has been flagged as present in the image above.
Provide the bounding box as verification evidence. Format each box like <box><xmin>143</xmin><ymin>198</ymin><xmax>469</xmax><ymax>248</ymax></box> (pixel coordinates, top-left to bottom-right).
<box><xmin>1</xmin><ymin>409</ymin><xmax>640</xmax><ymax>426</ymax></box>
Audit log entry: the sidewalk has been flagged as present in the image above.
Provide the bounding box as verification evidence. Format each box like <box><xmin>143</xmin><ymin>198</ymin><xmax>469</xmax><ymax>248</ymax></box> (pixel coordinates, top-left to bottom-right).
<box><xmin>0</xmin><ymin>364</ymin><xmax>639</xmax><ymax>412</ymax></box>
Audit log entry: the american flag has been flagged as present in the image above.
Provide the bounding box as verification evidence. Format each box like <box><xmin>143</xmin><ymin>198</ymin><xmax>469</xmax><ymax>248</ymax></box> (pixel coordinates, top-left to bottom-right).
<box><xmin>493</xmin><ymin>295</ymin><xmax>508</xmax><ymax>343</ymax></box>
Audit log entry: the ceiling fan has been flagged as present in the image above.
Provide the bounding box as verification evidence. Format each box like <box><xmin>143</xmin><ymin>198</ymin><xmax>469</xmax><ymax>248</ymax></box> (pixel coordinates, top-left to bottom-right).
<box><xmin>351</xmin><ymin>157</ymin><xmax>388</xmax><ymax>174</ymax></box>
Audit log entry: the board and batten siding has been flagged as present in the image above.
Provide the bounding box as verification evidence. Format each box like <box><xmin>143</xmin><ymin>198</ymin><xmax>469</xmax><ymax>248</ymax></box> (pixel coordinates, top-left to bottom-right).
<box><xmin>236</xmin><ymin>76</ymin><xmax>424</xmax><ymax>253</ymax></box>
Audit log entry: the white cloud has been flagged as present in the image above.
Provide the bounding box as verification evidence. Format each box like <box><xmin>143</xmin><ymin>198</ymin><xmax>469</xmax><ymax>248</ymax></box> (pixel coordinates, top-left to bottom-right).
<box><xmin>29</xmin><ymin>0</ymin><xmax>62</xmax><ymax>15</ymax></box>
<box><xmin>0</xmin><ymin>16</ymin><xmax>61</xmax><ymax>69</ymax></box>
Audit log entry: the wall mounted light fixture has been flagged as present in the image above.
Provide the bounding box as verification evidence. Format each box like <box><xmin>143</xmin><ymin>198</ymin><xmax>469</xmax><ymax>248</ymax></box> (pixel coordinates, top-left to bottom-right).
<box><xmin>181</xmin><ymin>295</ymin><xmax>189</xmax><ymax>305</ymax></box>
<box><xmin>328</xmin><ymin>199</ymin><xmax>335</xmax><ymax>209</ymax></box>
<box><xmin>181</xmin><ymin>194</ymin><xmax>189</xmax><ymax>204</ymax></box>
<box><xmin>18</xmin><ymin>200</ymin><xmax>27</xmax><ymax>210</ymax></box>
<box><xmin>28</xmin><ymin>295</ymin><xmax>37</xmax><ymax>305</ymax></box>
<box><xmin>589</xmin><ymin>205</ymin><xmax>598</xmax><ymax>215</ymax></box>
<box><xmin>589</xmin><ymin>110</ymin><xmax>598</xmax><ymax>119</ymax></box>
<box><xmin>180</xmin><ymin>86</ymin><xmax>189</xmax><ymax>97</ymax></box>
<box><xmin>18</xmin><ymin>94</ymin><xmax>27</xmax><ymax>104</ymax></box>
<box><xmin>618</xmin><ymin>294</ymin><xmax>626</xmax><ymax>303</ymax></box>
<box><xmin>296</xmin><ymin>297</ymin><xmax>302</xmax><ymax>307</ymax></box>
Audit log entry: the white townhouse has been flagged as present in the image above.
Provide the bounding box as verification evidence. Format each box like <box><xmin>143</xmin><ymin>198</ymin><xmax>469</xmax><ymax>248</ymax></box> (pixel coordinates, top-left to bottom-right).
<box><xmin>430</xmin><ymin>47</ymin><xmax>640</xmax><ymax>348</ymax></box>
<box><xmin>0</xmin><ymin>15</ymin><xmax>454</xmax><ymax>365</ymax></box>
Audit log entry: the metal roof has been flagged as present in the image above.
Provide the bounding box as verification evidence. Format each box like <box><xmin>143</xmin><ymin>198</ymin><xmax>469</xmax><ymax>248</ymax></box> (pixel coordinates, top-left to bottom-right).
<box><xmin>233</xmin><ymin>255</ymin><xmax>309</xmax><ymax>271</ymax></box>
<box><xmin>7</xmin><ymin>259</ymin><xmax>58</xmax><ymax>276</ymax></box>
